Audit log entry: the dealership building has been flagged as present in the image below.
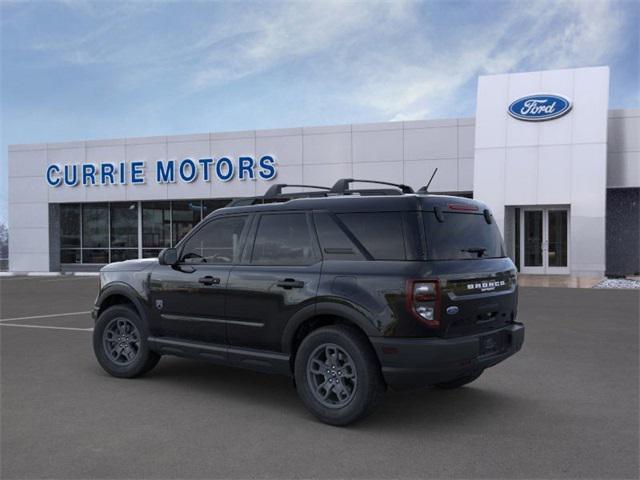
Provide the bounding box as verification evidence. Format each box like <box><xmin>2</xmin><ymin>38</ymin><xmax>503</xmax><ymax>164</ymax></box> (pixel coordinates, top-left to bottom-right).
<box><xmin>7</xmin><ymin>66</ymin><xmax>640</xmax><ymax>276</ymax></box>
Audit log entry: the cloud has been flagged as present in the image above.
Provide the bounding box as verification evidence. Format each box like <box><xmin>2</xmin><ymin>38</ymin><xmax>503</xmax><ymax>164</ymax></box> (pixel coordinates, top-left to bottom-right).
<box><xmin>189</xmin><ymin>1</ymin><xmax>414</xmax><ymax>91</ymax></box>
<box><xmin>3</xmin><ymin>0</ymin><xmax>631</xmax><ymax>122</ymax></box>
<box><xmin>349</xmin><ymin>0</ymin><xmax>626</xmax><ymax>121</ymax></box>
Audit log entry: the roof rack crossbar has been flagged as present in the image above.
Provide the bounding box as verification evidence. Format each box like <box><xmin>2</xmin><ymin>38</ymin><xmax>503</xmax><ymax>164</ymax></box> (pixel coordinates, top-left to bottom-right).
<box><xmin>331</xmin><ymin>178</ymin><xmax>414</xmax><ymax>194</ymax></box>
<box><xmin>263</xmin><ymin>183</ymin><xmax>331</xmax><ymax>199</ymax></box>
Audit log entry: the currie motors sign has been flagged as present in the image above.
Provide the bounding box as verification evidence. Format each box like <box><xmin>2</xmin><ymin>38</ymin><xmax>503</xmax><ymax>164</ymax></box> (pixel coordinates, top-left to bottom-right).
<box><xmin>508</xmin><ymin>94</ymin><xmax>572</xmax><ymax>121</ymax></box>
<box><xmin>45</xmin><ymin>155</ymin><xmax>277</xmax><ymax>187</ymax></box>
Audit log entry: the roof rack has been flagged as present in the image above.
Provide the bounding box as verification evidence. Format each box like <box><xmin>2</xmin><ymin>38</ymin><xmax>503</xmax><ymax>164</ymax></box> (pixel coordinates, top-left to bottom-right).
<box><xmin>223</xmin><ymin>178</ymin><xmax>418</xmax><ymax>209</ymax></box>
<box><xmin>264</xmin><ymin>183</ymin><xmax>331</xmax><ymax>199</ymax></box>
<box><xmin>331</xmin><ymin>178</ymin><xmax>414</xmax><ymax>194</ymax></box>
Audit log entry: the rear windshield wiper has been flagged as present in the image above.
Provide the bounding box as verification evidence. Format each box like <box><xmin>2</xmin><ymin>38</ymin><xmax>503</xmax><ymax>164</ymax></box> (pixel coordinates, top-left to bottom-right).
<box><xmin>461</xmin><ymin>247</ymin><xmax>487</xmax><ymax>258</ymax></box>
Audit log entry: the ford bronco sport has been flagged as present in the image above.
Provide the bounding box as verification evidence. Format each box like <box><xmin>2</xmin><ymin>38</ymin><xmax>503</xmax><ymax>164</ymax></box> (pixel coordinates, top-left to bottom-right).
<box><xmin>92</xmin><ymin>179</ymin><xmax>524</xmax><ymax>426</ymax></box>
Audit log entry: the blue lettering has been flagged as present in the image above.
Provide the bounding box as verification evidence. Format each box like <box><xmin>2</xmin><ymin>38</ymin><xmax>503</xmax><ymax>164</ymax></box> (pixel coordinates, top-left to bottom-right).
<box><xmin>130</xmin><ymin>161</ymin><xmax>145</xmax><ymax>184</ymax></box>
<box><xmin>215</xmin><ymin>157</ymin><xmax>234</xmax><ymax>182</ymax></box>
<box><xmin>179</xmin><ymin>158</ymin><xmax>197</xmax><ymax>183</ymax></box>
<box><xmin>100</xmin><ymin>163</ymin><xmax>116</xmax><ymax>185</ymax></box>
<box><xmin>64</xmin><ymin>164</ymin><xmax>78</xmax><ymax>186</ymax></box>
<box><xmin>119</xmin><ymin>161</ymin><xmax>127</xmax><ymax>184</ymax></box>
<box><xmin>156</xmin><ymin>160</ymin><xmax>175</xmax><ymax>183</ymax></box>
<box><xmin>198</xmin><ymin>158</ymin><xmax>213</xmax><ymax>182</ymax></box>
<box><xmin>238</xmin><ymin>156</ymin><xmax>255</xmax><ymax>180</ymax></box>
<box><xmin>82</xmin><ymin>164</ymin><xmax>97</xmax><ymax>186</ymax></box>
<box><xmin>46</xmin><ymin>164</ymin><xmax>61</xmax><ymax>187</ymax></box>
<box><xmin>258</xmin><ymin>155</ymin><xmax>277</xmax><ymax>180</ymax></box>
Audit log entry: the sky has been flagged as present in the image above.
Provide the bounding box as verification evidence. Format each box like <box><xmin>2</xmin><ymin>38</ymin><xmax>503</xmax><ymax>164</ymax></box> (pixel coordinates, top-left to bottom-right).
<box><xmin>1</xmin><ymin>0</ymin><xmax>638</xmax><ymax>225</ymax></box>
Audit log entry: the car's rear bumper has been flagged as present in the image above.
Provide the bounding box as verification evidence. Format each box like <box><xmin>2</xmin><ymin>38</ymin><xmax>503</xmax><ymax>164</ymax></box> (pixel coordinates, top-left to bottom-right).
<box><xmin>370</xmin><ymin>323</ymin><xmax>524</xmax><ymax>390</ymax></box>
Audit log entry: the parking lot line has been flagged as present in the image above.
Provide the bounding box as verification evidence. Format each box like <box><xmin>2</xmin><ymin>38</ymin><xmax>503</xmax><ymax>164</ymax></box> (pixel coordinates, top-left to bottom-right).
<box><xmin>0</xmin><ymin>323</ymin><xmax>93</xmax><ymax>331</ymax></box>
<box><xmin>0</xmin><ymin>311</ymin><xmax>91</xmax><ymax>323</ymax></box>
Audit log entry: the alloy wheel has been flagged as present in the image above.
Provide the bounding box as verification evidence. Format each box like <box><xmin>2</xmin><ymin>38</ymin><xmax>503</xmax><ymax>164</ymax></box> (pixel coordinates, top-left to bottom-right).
<box><xmin>306</xmin><ymin>343</ymin><xmax>357</xmax><ymax>408</ymax></box>
<box><xmin>103</xmin><ymin>317</ymin><xmax>141</xmax><ymax>366</ymax></box>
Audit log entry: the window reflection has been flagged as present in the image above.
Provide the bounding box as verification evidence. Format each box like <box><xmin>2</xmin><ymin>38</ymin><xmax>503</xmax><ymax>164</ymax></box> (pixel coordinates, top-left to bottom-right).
<box><xmin>142</xmin><ymin>202</ymin><xmax>171</xmax><ymax>254</ymax></box>
<box><xmin>59</xmin><ymin>198</ymin><xmax>232</xmax><ymax>264</ymax></box>
<box><xmin>172</xmin><ymin>200</ymin><xmax>202</xmax><ymax>245</ymax></box>
<box><xmin>82</xmin><ymin>204</ymin><xmax>109</xmax><ymax>248</ymax></box>
<box><xmin>111</xmin><ymin>203</ymin><xmax>138</xmax><ymax>248</ymax></box>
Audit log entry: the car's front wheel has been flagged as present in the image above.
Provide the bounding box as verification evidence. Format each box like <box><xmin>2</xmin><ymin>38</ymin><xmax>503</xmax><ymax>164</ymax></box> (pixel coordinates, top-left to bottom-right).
<box><xmin>294</xmin><ymin>325</ymin><xmax>385</xmax><ymax>426</ymax></box>
<box><xmin>93</xmin><ymin>304</ymin><xmax>160</xmax><ymax>378</ymax></box>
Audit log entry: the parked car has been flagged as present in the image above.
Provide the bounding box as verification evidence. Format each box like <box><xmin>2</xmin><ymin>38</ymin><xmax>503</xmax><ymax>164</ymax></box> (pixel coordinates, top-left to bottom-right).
<box><xmin>92</xmin><ymin>179</ymin><xmax>524</xmax><ymax>425</ymax></box>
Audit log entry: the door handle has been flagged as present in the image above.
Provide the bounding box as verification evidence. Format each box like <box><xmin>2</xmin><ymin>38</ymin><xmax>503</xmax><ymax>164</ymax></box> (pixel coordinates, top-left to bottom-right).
<box><xmin>276</xmin><ymin>278</ymin><xmax>305</xmax><ymax>289</ymax></box>
<box><xmin>198</xmin><ymin>276</ymin><xmax>221</xmax><ymax>286</ymax></box>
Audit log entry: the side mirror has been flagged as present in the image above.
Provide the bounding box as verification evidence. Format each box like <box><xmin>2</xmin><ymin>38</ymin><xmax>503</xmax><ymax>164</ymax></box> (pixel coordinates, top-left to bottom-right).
<box><xmin>158</xmin><ymin>248</ymin><xmax>178</xmax><ymax>266</ymax></box>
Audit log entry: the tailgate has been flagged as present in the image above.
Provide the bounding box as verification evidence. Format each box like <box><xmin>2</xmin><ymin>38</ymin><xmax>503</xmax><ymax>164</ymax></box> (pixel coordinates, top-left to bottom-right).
<box><xmin>434</xmin><ymin>262</ymin><xmax>518</xmax><ymax>337</ymax></box>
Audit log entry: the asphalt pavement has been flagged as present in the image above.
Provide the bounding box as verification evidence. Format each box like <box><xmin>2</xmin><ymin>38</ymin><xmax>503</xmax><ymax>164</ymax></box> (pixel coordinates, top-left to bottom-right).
<box><xmin>1</xmin><ymin>276</ymin><xmax>638</xmax><ymax>479</ymax></box>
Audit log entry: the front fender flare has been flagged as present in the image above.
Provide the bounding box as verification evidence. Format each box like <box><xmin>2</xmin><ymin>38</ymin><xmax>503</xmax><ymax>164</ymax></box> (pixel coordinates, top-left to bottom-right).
<box><xmin>95</xmin><ymin>282</ymin><xmax>149</xmax><ymax>324</ymax></box>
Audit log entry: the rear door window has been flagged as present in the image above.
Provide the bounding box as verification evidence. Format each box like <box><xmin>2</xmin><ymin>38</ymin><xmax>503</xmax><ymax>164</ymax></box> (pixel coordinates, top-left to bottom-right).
<box><xmin>423</xmin><ymin>211</ymin><xmax>505</xmax><ymax>260</ymax></box>
<box><xmin>251</xmin><ymin>213</ymin><xmax>317</xmax><ymax>265</ymax></box>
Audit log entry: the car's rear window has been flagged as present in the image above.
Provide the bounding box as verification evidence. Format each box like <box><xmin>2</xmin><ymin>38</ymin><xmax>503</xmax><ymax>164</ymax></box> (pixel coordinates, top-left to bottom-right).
<box><xmin>337</xmin><ymin>212</ymin><xmax>407</xmax><ymax>260</ymax></box>
<box><xmin>423</xmin><ymin>211</ymin><xmax>505</xmax><ymax>260</ymax></box>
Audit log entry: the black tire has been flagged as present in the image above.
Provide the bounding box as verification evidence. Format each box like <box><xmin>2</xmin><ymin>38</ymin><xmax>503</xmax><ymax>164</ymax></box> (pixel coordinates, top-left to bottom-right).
<box><xmin>294</xmin><ymin>325</ymin><xmax>385</xmax><ymax>426</ymax></box>
<box><xmin>434</xmin><ymin>369</ymin><xmax>484</xmax><ymax>389</ymax></box>
<box><xmin>93</xmin><ymin>304</ymin><xmax>160</xmax><ymax>378</ymax></box>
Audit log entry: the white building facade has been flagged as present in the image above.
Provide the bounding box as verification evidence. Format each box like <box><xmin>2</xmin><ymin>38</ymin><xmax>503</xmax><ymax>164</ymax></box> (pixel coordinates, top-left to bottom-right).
<box><xmin>8</xmin><ymin>66</ymin><xmax>640</xmax><ymax>276</ymax></box>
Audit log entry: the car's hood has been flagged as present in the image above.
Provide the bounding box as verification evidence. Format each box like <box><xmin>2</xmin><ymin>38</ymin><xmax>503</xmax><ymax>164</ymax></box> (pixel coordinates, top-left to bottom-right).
<box><xmin>100</xmin><ymin>258</ymin><xmax>158</xmax><ymax>272</ymax></box>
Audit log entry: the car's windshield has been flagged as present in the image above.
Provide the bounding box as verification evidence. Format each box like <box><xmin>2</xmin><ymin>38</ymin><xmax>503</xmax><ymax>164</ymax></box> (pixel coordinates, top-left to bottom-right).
<box><xmin>423</xmin><ymin>211</ymin><xmax>505</xmax><ymax>260</ymax></box>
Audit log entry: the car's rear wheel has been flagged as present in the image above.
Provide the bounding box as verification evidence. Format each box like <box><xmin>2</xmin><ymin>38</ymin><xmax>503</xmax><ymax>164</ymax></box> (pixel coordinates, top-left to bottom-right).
<box><xmin>294</xmin><ymin>325</ymin><xmax>385</xmax><ymax>426</ymax></box>
<box><xmin>93</xmin><ymin>304</ymin><xmax>160</xmax><ymax>378</ymax></box>
<box><xmin>434</xmin><ymin>369</ymin><xmax>484</xmax><ymax>389</ymax></box>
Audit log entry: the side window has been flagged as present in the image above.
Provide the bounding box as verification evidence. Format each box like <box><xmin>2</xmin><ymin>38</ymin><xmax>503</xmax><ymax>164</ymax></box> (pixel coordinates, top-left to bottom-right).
<box><xmin>313</xmin><ymin>212</ymin><xmax>365</xmax><ymax>260</ymax></box>
<box><xmin>251</xmin><ymin>213</ymin><xmax>316</xmax><ymax>265</ymax></box>
<box><xmin>337</xmin><ymin>212</ymin><xmax>406</xmax><ymax>260</ymax></box>
<box><xmin>180</xmin><ymin>216</ymin><xmax>247</xmax><ymax>264</ymax></box>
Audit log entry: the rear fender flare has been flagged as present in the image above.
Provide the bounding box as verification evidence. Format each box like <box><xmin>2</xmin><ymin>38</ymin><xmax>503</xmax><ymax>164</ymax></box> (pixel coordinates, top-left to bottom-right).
<box><xmin>281</xmin><ymin>301</ymin><xmax>379</xmax><ymax>354</ymax></box>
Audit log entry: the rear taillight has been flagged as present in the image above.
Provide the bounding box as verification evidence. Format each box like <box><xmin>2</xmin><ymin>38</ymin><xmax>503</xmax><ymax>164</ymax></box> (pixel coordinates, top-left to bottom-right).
<box><xmin>407</xmin><ymin>280</ymin><xmax>440</xmax><ymax>327</ymax></box>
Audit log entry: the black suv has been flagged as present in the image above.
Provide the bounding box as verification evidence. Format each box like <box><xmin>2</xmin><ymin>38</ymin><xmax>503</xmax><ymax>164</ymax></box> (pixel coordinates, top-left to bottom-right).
<box><xmin>92</xmin><ymin>179</ymin><xmax>524</xmax><ymax>425</ymax></box>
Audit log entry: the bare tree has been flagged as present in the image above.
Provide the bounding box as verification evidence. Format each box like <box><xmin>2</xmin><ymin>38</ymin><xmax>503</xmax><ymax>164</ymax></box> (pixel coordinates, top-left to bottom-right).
<box><xmin>0</xmin><ymin>222</ymin><xmax>8</xmax><ymax>259</ymax></box>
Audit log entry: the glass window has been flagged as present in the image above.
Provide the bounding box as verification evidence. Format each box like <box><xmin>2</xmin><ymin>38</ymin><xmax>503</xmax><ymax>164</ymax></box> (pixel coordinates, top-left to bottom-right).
<box><xmin>82</xmin><ymin>204</ymin><xmax>109</xmax><ymax>248</ymax></box>
<box><xmin>202</xmin><ymin>199</ymin><xmax>231</xmax><ymax>219</ymax></box>
<box><xmin>110</xmin><ymin>203</ymin><xmax>138</xmax><ymax>248</ymax></box>
<box><xmin>423</xmin><ymin>211</ymin><xmax>505</xmax><ymax>260</ymax></box>
<box><xmin>60</xmin><ymin>249</ymin><xmax>81</xmax><ymax>264</ymax></box>
<box><xmin>523</xmin><ymin>211</ymin><xmax>543</xmax><ymax>266</ymax></box>
<box><xmin>111</xmin><ymin>249</ymin><xmax>139</xmax><ymax>262</ymax></box>
<box><xmin>548</xmin><ymin>210</ymin><xmax>568</xmax><ymax>267</ymax></box>
<box><xmin>514</xmin><ymin>208</ymin><xmax>521</xmax><ymax>271</ymax></box>
<box><xmin>313</xmin><ymin>212</ymin><xmax>364</xmax><ymax>260</ymax></box>
<box><xmin>180</xmin><ymin>216</ymin><xmax>247</xmax><ymax>264</ymax></box>
<box><xmin>172</xmin><ymin>200</ymin><xmax>202</xmax><ymax>245</ymax></box>
<box><xmin>337</xmin><ymin>212</ymin><xmax>406</xmax><ymax>260</ymax></box>
<box><xmin>60</xmin><ymin>204</ymin><xmax>81</xmax><ymax>248</ymax></box>
<box><xmin>83</xmin><ymin>249</ymin><xmax>109</xmax><ymax>264</ymax></box>
<box><xmin>251</xmin><ymin>214</ymin><xmax>315</xmax><ymax>265</ymax></box>
<box><xmin>142</xmin><ymin>202</ymin><xmax>171</xmax><ymax>250</ymax></box>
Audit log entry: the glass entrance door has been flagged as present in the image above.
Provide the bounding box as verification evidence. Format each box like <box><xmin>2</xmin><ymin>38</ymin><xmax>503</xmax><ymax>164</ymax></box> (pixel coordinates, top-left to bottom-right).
<box><xmin>519</xmin><ymin>208</ymin><xmax>569</xmax><ymax>274</ymax></box>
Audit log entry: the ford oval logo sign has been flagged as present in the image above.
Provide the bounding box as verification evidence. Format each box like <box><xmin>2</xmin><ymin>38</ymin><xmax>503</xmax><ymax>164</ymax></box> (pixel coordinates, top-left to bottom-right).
<box><xmin>508</xmin><ymin>94</ymin><xmax>572</xmax><ymax>121</ymax></box>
